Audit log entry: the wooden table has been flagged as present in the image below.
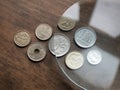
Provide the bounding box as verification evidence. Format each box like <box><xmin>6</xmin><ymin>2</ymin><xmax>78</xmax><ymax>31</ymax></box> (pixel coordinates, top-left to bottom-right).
<box><xmin>0</xmin><ymin>0</ymin><xmax>120</xmax><ymax>90</ymax></box>
<box><xmin>0</xmin><ymin>0</ymin><xmax>81</xmax><ymax>90</ymax></box>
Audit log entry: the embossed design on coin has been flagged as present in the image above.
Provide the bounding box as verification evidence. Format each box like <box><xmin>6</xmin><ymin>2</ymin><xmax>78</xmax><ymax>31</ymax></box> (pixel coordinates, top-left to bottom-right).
<box><xmin>27</xmin><ymin>42</ymin><xmax>46</xmax><ymax>62</ymax></box>
<box><xmin>35</xmin><ymin>24</ymin><xmax>53</xmax><ymax>40</ymax></box>
<box><xmin>87</xmin><ymin>50</ymin><xmax>102</xmax><ymax>65</ymax></box>
<box><xmin>74</xmin><ymin>27</ymin><xmax>97</xmax><ymax>48</ymax></box>
<box><xmin>58</xmin><ymin>17</ymin><xmax>76</xmax><ymax>31</ymax></box>
<box><xmin>49</xmin><ymin>33</ymin><xmax>70</xmax><ymax>57</ymax></box>
<box><xmin>14</xmin><ymin>31</ymin><xmax>31</xmax><ymax>47</ymax></box>
<box><xmin>65</xmin><ymin>51</ymin><xmax>84</xmax><ymax>70</ymax></box>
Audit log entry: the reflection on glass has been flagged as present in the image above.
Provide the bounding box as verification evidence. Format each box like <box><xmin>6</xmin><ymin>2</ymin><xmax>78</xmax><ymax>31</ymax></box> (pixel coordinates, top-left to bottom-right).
<box><xmin>75</xmin><ymin>46</ymin><xmax>119</xmax><ymax>89</ymax></box>
<box><xmin>62</xmin><ymin>2</ymin><xmax>80</xmax><ymax>21</ymax></box>
<box><xmin>56</xmin><ymin>0</ymin><xmax>120</xmax><ymax>90</ymax></box>
<box><xmin>89</xmin><ymin>0</ymin><xmax>120</xmax><ymax>38</ymax></box>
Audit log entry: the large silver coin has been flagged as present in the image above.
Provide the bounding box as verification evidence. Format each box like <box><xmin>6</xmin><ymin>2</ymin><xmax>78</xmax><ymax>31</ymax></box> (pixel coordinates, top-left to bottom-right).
<box><xmin>49</xmin><ymin>33</ymin><xmax>70</xmax><ymax>57</ymax></box>
<box><xmin>87</xmin><ymin>50</ymin><xmax>102</xmax><ymax>65</ymax></box>
<box><xmin>65</xmin><ymin>51</ymin><xmax>84</xmax><ymax>70</ymax></box>
<box><xmin>74</xmin><ymin>27</ymin><xmax>97</xmax><ymax>48</ymax></box>
<box><xmin>14</xmin><ymin>31</ymin><xmax>31</xmax><ymax>47</ymax></box>
<box><xmin>35</xmin><ymin>23</ymin><xmax>53</xmax><ymax>40</ymax></box>
<box><xmin>58</xmin><ymin>17</ymin><xmax>76</xmax><ymax>31</ymax></box>
<box><xmin>27</xmin><ymin>42</ymin><xmax>46</xmax><ymax>62</ymax></box>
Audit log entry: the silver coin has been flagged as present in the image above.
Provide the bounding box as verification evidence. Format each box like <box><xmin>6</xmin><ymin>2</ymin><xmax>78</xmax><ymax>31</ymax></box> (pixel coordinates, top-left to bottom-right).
<box><xmin>65</xmin><ymin>51</ymin><xmax>84</xmax><ymax>70</ymax></box>
<box><xmin>14</xmin><ymin>31</ymin><xmax>31</xmax><ymax>47</ymax></box>
<box><xmin>74</xmin><ymin>27</ymin><xmax>97</xmax><ymax>48</ymax></box>
<box><xmin>27</xmin><ymin>42</ymin><xmax>46</xmax><ymax>62</ymax></box>
<box><xmin>58</xmin><ymin>17</ymin><xmax>76</xmax><ymax>31</ymax></box>
<box><xmin>87</xmin><ymin>50</ymin><xmax>102</xmax><ymax>65</ymax></box>
<box><xmin>49</xmin><ymin>33</ymin><xmax>70</xmax><ymax>57</ymax></box>
<box><xmin>35</xmin><ymin>23</ymin><xmax>53</xmax><ymax>40</ymax></box>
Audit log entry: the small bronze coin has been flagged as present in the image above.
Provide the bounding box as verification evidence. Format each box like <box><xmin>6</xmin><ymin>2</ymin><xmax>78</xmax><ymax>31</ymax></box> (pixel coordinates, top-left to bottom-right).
<box><xmin>35</xmin><ymin>23</ymin><xmax>53</xmax><ymax>40</ymax></box>
<box><xmin>58</xmin><ymin>17</ymin><xmax>76</xmax><ymax>31</ymax></box>
<box><xmin>27</xmin><ymin>42</ymin><xmax>46</xmax><ymax>62</ymax></box>
<box><xmin>14</xmin><ymin>31</ymin><xmax>31</xmax><ymax>47</ymax></box>
<box><xmin>65</xmin><ymin>51</ymin><xmax>84</xmax><ymax>70</ymax></box>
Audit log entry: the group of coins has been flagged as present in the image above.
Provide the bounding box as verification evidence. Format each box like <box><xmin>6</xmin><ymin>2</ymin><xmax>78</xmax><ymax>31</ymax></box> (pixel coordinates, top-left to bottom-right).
<box><xmin>56</xmin><ymin>17</ymin><xmax>102</xmax><ymax>70</ymax></box>
<box><xmin>14</xmin><ymin>17</ymin><xmax>102</xmax><ymax>70</ymax></box>
<box><xmin>14</xmin><ymin>23</ymin><xmax>53</xmax><ymax>62</ymax></box>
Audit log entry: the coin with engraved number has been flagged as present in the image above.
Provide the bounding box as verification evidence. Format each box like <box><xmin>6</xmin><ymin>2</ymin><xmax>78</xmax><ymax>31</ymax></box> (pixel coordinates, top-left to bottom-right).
<box><xmin>35</xmin><ymin>24</ymin><xmax>53</xmax><ymax>40</ymax></box>
<box><xmin>65</xmin><ymin>51</ymin><xmax>84</xmax><ymax>70</ymax></box>
<box><xmin>87</xmin><ymin>50</ymin><xmax>102</xmax><ymax>65</ymax></box>
<box><xmin>49</xmin><ymin>33</ymin><xmax>70</xmax><ymax>57</ymax></box>
<box><xmin>27</xmin><ymin>42</ymin><xmax>46</xmax><ymax>62</ymax></box>
<box><xmin>58</xmin><ymin>17</ymin><xmax>76</xmax><ymax>31</ymax></box>
<box><xmin>74</xmin><ymin>27</ymin><xmax>97</xmax><ymax>48</ymax></box>
<box><xmin>14</xmin><ymin>31</ymin><xmax>31</xmax><ymax>47</ymax></box>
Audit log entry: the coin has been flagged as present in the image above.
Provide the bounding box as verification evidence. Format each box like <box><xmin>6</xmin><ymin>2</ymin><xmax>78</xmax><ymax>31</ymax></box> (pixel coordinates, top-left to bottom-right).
<box><xmin>27</xmin><ymin>42</ymin><xmax>46</xmax><ymax>62</ymax></box>
<box><xmin>87</xmin><ymin>50</ymin><xmax>102</xmax><ymax>65</ymax></box>
<box><xmin>14</xmin><ymin>31</ymin><xmax>31</xmax><ymax>47</ymax></box>
<box><xmin>65</xmin><ymin>51</ymin><xmax>84</xmax><ymax>70</ymax></box>
<box><xmin>49</xmin><ymin>33</ymin><xmax>70</xmax><ymax>57</ymax></box>
<box><xmin>74</xmin><ymin>27</ymin><xmax>97</xmax><ymax>48</ymax></box>
<box><xmin>58</xmin><ymin>17</ymin><xmax>76</xmax><ymax>31</ymax></box>
<box><xmin>35</xmin><ymin>23</ymin><xmax>53</xmax><ymax>40</ymax></box>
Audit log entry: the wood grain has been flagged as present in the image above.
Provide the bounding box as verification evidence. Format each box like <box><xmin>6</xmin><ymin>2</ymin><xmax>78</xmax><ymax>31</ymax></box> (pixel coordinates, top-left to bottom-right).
<box><xmin>0</xmin><ymin>0</ymin><xmax>80</xmax><ymax>90</ymax></box>
<box><xmin>0</xmin><ymin>0</ymin><xmax>120</xmax><ymax>90</ymax></box>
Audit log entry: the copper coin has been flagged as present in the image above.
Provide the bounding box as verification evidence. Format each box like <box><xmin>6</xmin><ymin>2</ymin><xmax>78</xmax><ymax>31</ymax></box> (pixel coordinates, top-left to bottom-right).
<box><xmin>65</xmin><ymin>51</ymin><xmax>84</xmax><ymax>70</ymax></box>
<box><xmin>14</xmin><ymin>31</ymin><xmax>31</xmax><ymax>47</ymax></box>
<box><xmin>58</xmin><ymin>17</ymin><xmax>76</xmax><ymax>31</ymax></box>
<box><xmin>35</xmin><ymin>23</ymin><xmax>53</xmax><ymax>40</ymax></box>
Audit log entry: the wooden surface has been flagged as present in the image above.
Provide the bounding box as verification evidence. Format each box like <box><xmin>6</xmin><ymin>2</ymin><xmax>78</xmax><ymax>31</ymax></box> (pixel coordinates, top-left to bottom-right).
<box><xmin>0</xmin><ymin>0</ymin><xmax>120</xmax><ymax>90</ymax></box>
<box><xmin>0</xmin><ymin>0</ymin><xmax>81</xmax><ymax>90</ymax></box>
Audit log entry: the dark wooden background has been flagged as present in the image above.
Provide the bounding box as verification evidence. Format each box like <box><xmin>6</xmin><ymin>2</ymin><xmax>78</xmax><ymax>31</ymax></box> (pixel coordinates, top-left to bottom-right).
<box><xmin>0</xmin><ymin>0</ymin><xmax>82</xmax><ymax>90</ymax></box>
<box><xmin>1</xmin><ymin>0</ymin><xmax>120</xmax><ymax>90</ymax></box>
